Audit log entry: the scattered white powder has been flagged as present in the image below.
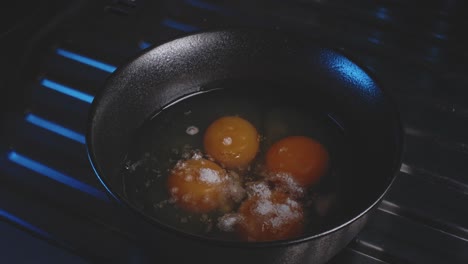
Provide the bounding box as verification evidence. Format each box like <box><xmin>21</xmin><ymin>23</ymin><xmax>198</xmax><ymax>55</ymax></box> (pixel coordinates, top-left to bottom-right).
<box><xmin>223</xmin><ymin>137</ymin><xmax>233</xmax><ymax>146</ymax></box>
<box><xmin>181</xmin><ymin>151</ymin><xmax>191</xmax><ymax>159</ymax></box>
<box><xmin>221</xmin><ymin>170</ymin><xmax>246</xmax><ymax>202</ymax></box>
<box><xmin>254</xmin><ymin>200</ymin><xmax>274</xmax><ymax>215</ymax></box>
<box><xmin>269</xmin><ymin>173</ymin><xmax>305</xmax><ymax>199</ymax></box>
<box><xmin>199</xmin><ymin>168</ymin><xmax>222</xmax><ymax>184</ymax></box>
<box><xmin>186</xmin><ymin>126</ymin><xmax>199</xmax><ymax>135</ymax></box>
<box><xmin>180</xmin><ymin>145</ymin><xmax>194</xmax><ymax>159</ymax></box>
<box><xmin>170</xmin><ymin>187</ymin><xmax>179</xmax><ymax>194</ymax></box>
<box><xmin>153</xmin><ymin>200</ymin><xmax>169</xmax><ymax>209</ymax></box>
<box><xmin>151</xmin><ymin>169</ymin><xmax>162</xmax><ymax>178</ymax></box>
<box><xmin>174</xmin><ymin>160</ymin><xmax>187</xmax><ymax>169</ymax></box>
<box><xmin>227</xmin><ymin>170</ymin><xmax>240</xmax><ymax>180</ymax></box>
<box><xmin>126</xmin><ymin>159</ymin><xmax>144</xmax><ymax>172</ymax></box>
<box><xmin>226</xmin><ymin>179</ymin><xmax>246</xmax><ymax>203</ymax></box>
<box><xmin>217</xmin><ymin>214</ymin><xmax>241</xmax><ymax>232</ymax></box>
<box><xmin>251</xmin><ymin>196</ymin><xmax>301</xmax><ymax>229</ymax></box>
<box><xmin>191</xmin><ymin>151</ymin><xmax>203</xmax><ymax>160</ymax></box>
<box><xmin>278</xmin><ymin>147</ymin><xmax>288</xmax><ymax>153</ymax></box>
<box><xmin>286</xmin><ymin>198</ymin><xmax>299</xmax><ymax>207</ymax></box>
<box><xmin>246</xmin><ymin>181</ymin><xmax>271</xmax><ymax>198</ymax></box>
<box><xmin>184</xmin><ymin>175</ymin><xmax>194</xmax><ymax>182</ymax></box>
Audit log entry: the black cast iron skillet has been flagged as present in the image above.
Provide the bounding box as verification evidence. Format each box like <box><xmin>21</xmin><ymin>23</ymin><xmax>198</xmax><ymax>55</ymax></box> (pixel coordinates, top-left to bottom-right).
<box><xmin>87</xmin><ymin>29</ymin><xmax>403</xmax><ymax>264</ymax></box>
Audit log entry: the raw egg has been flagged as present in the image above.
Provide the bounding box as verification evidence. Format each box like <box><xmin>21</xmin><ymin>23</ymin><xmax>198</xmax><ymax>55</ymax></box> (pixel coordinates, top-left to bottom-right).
<box><xmin>237</xmin><ymin>190</ymin><xmax>304</xmax><ymax>242</ymax></box>
<box><xmin>167</xmin><ymin>158</ymin><xmax>227</xmax><ymax>213</ymax></box>
<box><xmin>204</xmin><ymin>116</ymin><xmax>259</xmax><ymax>169</ymax></box>
<box><xmin>266</xmin><ymin>136</ymin><xmax>329</xmax><ymax>187</ymax></box>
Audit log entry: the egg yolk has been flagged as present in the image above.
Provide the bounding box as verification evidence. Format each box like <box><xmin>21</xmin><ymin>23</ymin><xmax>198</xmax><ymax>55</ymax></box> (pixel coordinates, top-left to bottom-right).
<box><xmin>167</xmin><ymin>158</ymin><xmax>227</xmax><ymax>213</ymax></box>
<box><xmin>266</xmin><ymin>136</ymin><xmax>329</xmax><ymax>187</ymax></box>
<box><xmin>204</xmin><ymin>116</ymin><xmax>259</xmax><ymax>169</ymax></box>
<box><xmin>237</xmin><ymin>191</ymin><xmax>304</xmax><ymax>242</ymax></box>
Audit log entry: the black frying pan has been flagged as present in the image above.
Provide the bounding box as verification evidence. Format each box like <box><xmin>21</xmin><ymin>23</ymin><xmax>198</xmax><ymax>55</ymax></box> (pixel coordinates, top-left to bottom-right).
<box><xmin>87</xmin><ymin>29</ymin><xmax>403</xmax><ymax>264</ymax></box>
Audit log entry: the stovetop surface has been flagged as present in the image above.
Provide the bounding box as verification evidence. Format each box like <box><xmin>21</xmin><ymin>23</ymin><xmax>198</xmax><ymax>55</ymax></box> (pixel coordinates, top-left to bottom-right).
<box><xmin>0</xmin><ymin>0</ymin><xmax>467</xmax><ymax>263</ymax></box>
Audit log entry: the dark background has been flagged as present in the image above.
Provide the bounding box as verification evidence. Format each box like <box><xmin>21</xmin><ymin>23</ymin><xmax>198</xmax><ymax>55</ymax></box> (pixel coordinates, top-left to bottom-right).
<box><xmin>0</xmin><ymin>0</ymin><xmax>467</xmax><ymax>263</ymax></box>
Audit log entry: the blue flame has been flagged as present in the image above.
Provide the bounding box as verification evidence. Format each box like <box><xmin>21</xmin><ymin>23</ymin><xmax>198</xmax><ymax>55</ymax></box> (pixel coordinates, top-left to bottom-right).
<box><xmin>375</xmin><ymin>7</ymin><xmax>390</xmax><ymax>21</ymax></box>
<box><xmin>162</xmin><ymin>18</ymin><xmax>199</xmax><ymax>32</ymax></box>
<box><xmin>138</xmin><ymin>41</ymin><xmax>152</xmax><ymax>50</ymax></box>
<box><xmin>184</xmin><ymin>0</ymin><xmax>230</xmax><ymax>13</ymax></box>
<box><xmin>41</xmin><ymin>79</ymin><xmax>94</xmax><ymax>104</ymax></box>
<box><xmin>56</xmin><ymin>48</ymin><xmax>116</xmax><ymax>73</ymax></box>
<box><xmin>8</xmin><ymin>151</ymin><xmax>108</xmax><ymax>201</ymax></box>
<box><xmin>0</xmin><ymin>209</ymin><xmax>51</xmax><ymax>239</ymax></box>
<box><xmin>25</xmin><ymin>114</ymin><xmax>86</xmax><ymax>144</ymax></box>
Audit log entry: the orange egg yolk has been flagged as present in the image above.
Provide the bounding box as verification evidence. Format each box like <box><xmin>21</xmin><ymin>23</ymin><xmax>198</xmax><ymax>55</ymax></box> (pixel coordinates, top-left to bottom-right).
<box><xmin>237</xmin><ymin>191</ymin><xmax>304</xmax><ymax>242</ymax></box>
<box><xmin>266</xmin><ymin>136</ymin><xmax>329</xmax><ymax>187</ymax></box>
<box><xmin>204</xmin><ymin>116</ymin><xmax>259</xmax><ymax>169</ymax></box>
<box><xmin>167</xmin><ymin>158</ymin><xmax>227</xmax><ymax>213</ymax></box>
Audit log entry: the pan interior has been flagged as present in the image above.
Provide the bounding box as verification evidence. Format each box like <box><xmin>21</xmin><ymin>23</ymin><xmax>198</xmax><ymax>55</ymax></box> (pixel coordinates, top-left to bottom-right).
<box><xmin>120</xmin><ymin>82</ymin><xmax>354</xmax><ymax>241</ymax></box>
